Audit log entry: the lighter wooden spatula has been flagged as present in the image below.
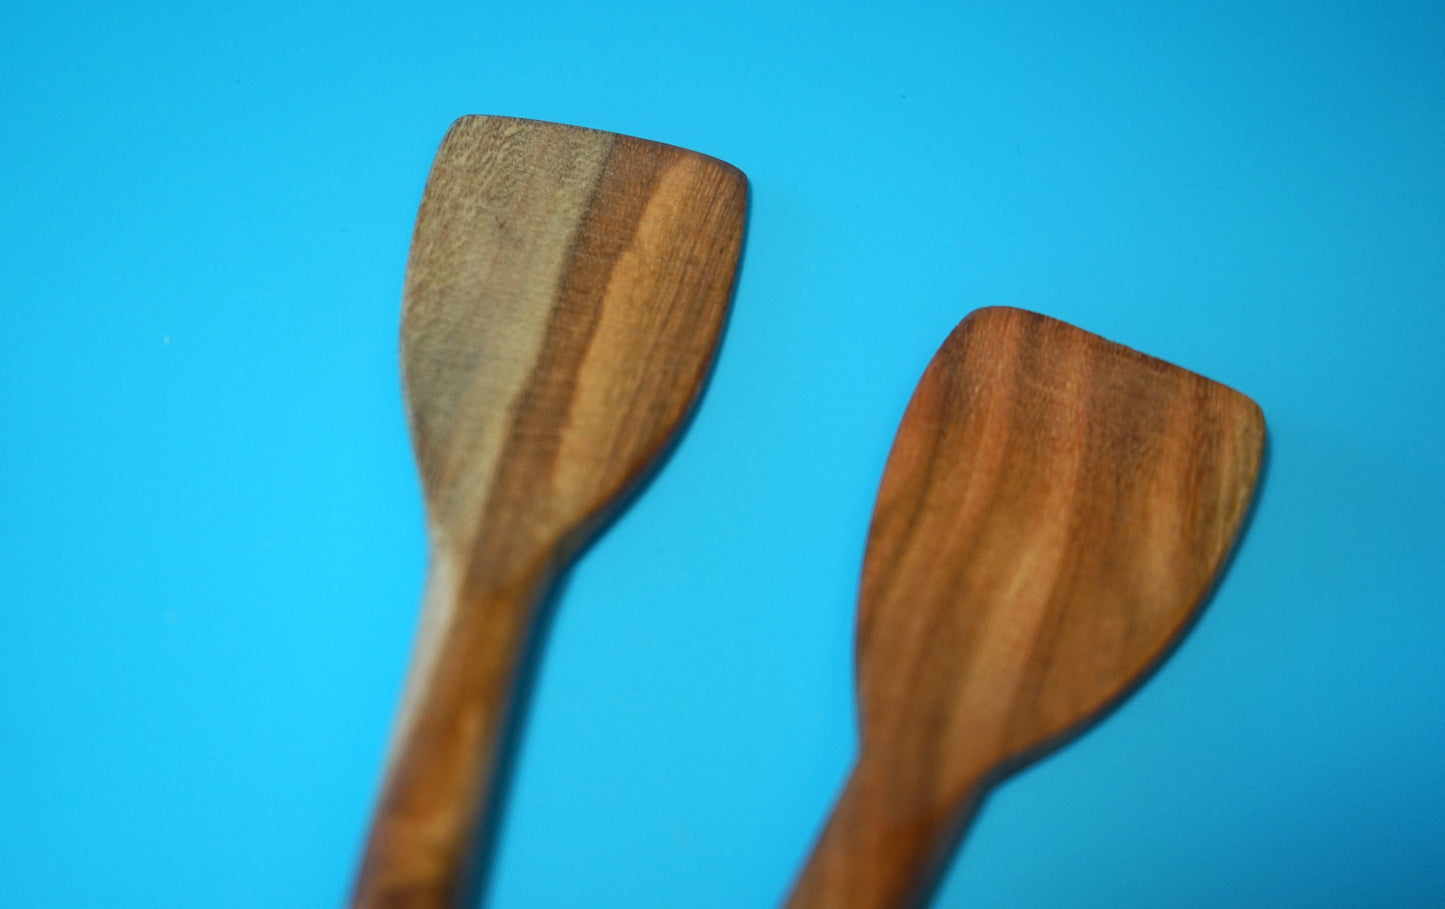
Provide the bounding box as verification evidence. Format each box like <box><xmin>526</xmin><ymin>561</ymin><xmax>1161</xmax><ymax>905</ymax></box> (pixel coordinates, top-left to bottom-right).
<box><xmin>785</xmin><ymin>307</ymin><xmax>1265</xmax><ymax>909</ymax></box>
<box><xmin>352</xmin><ymin>116</ymin><xmax>746</xmax><ymax>908</ymax></box>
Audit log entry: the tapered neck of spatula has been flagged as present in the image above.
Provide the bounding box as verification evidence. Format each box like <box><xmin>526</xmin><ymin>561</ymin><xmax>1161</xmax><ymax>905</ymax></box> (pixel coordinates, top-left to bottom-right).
<box><xmin>785</xmin><ymin>756</ymin><xmax>985</xmax><ymax>909</ymax></box>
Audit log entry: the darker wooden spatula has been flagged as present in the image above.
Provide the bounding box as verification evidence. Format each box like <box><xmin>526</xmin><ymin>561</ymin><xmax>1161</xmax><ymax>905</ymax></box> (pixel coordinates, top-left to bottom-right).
<box><xmin>785</xmin><ymin>307</ymin><xmax>1265</xmax><ymax>909</ymax></box>
<box><xmin>351</xmin><ymin>116</ymin><xmax>746</xmax><ymax>908</ymax></box>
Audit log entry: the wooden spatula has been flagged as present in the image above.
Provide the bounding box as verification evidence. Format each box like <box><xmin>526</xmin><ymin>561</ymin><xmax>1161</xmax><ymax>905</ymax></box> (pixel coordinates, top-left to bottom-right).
<box><xmin>785</xmin><ymin>307</ymin><xmax>1265</xmax><ymax>909</ymax></box>
<box><xmin>351</xmin><ymin>116</ymin><xmax>747</xmax><ymax>908</ymax></box>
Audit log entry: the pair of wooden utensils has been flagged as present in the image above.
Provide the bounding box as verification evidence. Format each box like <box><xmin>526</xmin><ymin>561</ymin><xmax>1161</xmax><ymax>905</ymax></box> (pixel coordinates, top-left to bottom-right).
<box><xmin>349</xmin><ymin>116</ymin><xmax>1266</xmax><ymax>908</ymax></box>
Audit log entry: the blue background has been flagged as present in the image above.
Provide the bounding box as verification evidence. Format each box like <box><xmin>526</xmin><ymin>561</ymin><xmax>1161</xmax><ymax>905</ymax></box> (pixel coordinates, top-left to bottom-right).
<box><xmin>3</xmin><ymin>1</ymin><xmax>1443</xmax><ymax>906</ymax></box>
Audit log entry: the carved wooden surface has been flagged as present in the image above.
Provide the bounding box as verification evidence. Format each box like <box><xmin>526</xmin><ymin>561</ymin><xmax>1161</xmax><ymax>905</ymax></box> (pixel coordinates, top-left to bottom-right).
<box><xmin>785</xmin><ymin>307</ymin><xmax>1265</xmax><ymax>909</ymax></box>
<box><xmin>352</xmin><ymin>115</ymin><xmax>747</xmax><ymax>908</ymax></box>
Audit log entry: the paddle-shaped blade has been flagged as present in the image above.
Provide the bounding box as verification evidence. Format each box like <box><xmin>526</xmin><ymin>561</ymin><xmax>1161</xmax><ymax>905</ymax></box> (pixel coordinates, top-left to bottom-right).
<box><xmin>787</xmin><ymin>307</ymin><xmax>1264</xmax><ymax>909</ymax></box>
<box><xmin>353</xmin><ymin>116</ymin><xmax>746</xmax><ymax>908</ymax></box>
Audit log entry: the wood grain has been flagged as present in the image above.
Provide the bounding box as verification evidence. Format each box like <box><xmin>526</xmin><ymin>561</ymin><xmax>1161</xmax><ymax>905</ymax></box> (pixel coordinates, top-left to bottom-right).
<box><xmin>785</xmin><ymin>307</ymin><xmax>1265</xmax><ymax>909</ymax></box>
<box><xmin>352</xmin><ymin>116</ymin><xmax>747</xmax><ymax>908</ymax></box>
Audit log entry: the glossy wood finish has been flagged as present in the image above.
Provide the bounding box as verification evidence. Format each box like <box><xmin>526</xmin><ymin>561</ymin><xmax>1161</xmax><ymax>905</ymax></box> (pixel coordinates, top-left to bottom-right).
<box><xmin>786</xmin><ymin>307</ymin><xmax>1265</xmax><ymax>909</ymax></box>
<box><xmin>352</xmin><ymin>116</ymin><xmax>746</xmax><ymax>908</ymax></box>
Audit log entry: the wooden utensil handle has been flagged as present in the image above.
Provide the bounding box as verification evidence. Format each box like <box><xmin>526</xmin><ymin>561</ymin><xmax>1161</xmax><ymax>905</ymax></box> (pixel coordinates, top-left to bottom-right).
<box><xmin>785</xmin><ymin>759</ymin><xmax>981</xmax><ymax>909</ymax></box>
<box><xmin>351</xmin><ymin>558</ymin><xmax>553</xmax><ymax>908</ymax></box>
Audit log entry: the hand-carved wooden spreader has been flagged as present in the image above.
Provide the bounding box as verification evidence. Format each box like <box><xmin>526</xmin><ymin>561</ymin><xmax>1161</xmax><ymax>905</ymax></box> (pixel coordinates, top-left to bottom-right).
<box><xmin>351</xmin><ymin>116</ymin><xmax>746</xmax><ymax>908</ymax></box>
<box><xmin>785</xmin><ymin>307</ymin><xmax>1265</xmax><ymax>909</ymax></box>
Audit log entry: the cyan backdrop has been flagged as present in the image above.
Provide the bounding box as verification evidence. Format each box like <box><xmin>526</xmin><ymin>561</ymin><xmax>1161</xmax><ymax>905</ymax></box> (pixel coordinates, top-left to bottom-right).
<box><xmin>3</xmin><ymin>1</ymin><xmax>1442</xmax><ymax>906</ymax></box>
